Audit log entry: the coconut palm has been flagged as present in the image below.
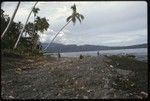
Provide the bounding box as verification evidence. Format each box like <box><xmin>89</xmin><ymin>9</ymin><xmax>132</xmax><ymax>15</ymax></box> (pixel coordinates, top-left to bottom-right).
<box><xmin>33</xmin><ymin>7</ymin><xmax>40</xmax><ymax>17</ymax></box>
<box><xmin>43</xmin><ymin>4</ymin><xmax>84</xmax><ymax>51</ymax></box>
<box><xmin>1</xmin><ymin>2</ymin><xmax>20</xmax><ymax>39</ymax></box>
<box><xmin>32</xmin><ymin>7</ymin><xmax>40</xmax><ymax>33</ymax></box>
<box><xmin>14</xmin><ymin>2</ymin><xmax>38</xmax><ymax>49</ymax></box>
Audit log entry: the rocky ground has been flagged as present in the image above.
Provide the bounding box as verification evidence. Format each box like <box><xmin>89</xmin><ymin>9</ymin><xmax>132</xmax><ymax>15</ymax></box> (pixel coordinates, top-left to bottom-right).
<box><xmin>1</xmin><ymin>55</ymin><xmax>148</xmax><ymax>99</ymax></box>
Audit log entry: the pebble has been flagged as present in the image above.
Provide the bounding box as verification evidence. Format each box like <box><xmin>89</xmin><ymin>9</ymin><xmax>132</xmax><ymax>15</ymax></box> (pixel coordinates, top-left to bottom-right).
<box><xmin>110</xmin><ymin>65</ymin><xmax>113</xmax><ymax>68</ymax></box>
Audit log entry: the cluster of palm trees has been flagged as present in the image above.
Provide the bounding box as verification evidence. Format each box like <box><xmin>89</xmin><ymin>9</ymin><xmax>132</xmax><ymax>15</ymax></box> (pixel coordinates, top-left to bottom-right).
<box><xmin>1</xmin><ymin>2</ymin><xmax>84</xmax><ymax>53</ymax></box>
<box><xmin>1</xmin><ymin>1</ymin><xmax>39</xmax><ymax>49</ymax></box>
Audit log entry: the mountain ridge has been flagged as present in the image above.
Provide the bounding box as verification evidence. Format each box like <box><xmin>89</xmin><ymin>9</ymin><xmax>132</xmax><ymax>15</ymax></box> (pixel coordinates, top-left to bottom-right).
<box><xmin>41</xmin><ymin>43</ymin><xmax>147</xmax><ymax>53</ymax></box>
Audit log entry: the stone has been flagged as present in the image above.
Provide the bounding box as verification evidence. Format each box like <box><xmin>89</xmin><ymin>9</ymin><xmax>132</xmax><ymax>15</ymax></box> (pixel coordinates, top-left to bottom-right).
<box><xmin>9</xmin><ymin>95</ymin><xmax>14</xmax><ymax>99</ymax></box>
<box><xmin>83</xmin><ymin>96</ymin><xmax>88</xmax><ymax>99</ymax></box>
<box><xmin>110</xmin><ymin>65</ymin><xmax>113</xmax><ymax>68</ymax></box>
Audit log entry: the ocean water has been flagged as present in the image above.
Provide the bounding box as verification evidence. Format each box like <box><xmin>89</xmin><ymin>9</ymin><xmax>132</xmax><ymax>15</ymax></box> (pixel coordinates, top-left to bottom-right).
<box><xmin>45</xmin><ymin>48</ymin><xmax>147</xmax><ymax>61</ymax></box>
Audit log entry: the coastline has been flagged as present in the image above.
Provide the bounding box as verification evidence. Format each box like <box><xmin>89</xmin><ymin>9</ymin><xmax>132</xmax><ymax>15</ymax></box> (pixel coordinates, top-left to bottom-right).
<box><xmin>1</xmin><ymin>55</ymin><xmax>148</xmax><ymax>99</ymax></box>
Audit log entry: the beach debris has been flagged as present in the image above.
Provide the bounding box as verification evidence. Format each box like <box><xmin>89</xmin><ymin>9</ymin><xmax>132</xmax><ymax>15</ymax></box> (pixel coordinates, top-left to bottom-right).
<box><xmin>81</xmin><ymin>86</ymin><xmax>85</xmax><ymax>89</ymax></box>
<box><xmin>90</xmin><ymin>68</ymin><xmax>93</xmax><ymax>71</ymax></box>
<box><xmin>75</xmin><ymin>81</ymin><xmax>78</xmax><ymax>84</ymax></box>
<box><xmin>27</xmin><ymin>59</ymin><xmax>34</xmax><ymax>62</ymax></box>
<box><xmin>112</xmin><ymin>82</ymin><xmax>117</xmax><ymax>86</ymax></box>
<box><xmin>116</xmin><ymin>63</ymin><xmax>119</xmax><ymax>66</ymax></box>
<box><xmin>110</xmin><ymin>65</ymin><xmax>113</xmax><ymax>68</ymax></box>
<box><xmin>101</xmin><ymin>70</ymin><xmax>104</xmax><ymax>73</ymax></box>
<box><xmin>9</xmin><ymin>95</ymin><xmax>14</xmax><ymax>99</ymax></box>
<box><xmin>87</xmin><ymin>90</ymin><xmax>92</xmax><ymax>93</ymax></box>
<box><xmin>135</xmin><ymin>95</ymin><xmax>143</xmax><ymax>99</ymax></box>
<box><xmin>24</xmin><ymin>85</ymin><xmax>32</xmax><ymax>88</ymax></box>
<box><xmin>15</xmin><ymin>70</ymin><xmax>21</xmax><ymax>74</ymax></box>
<box><xmin>83</xmin><ymin>96</ymin><xmax>88</xmax><ymax>99</ymax></box>
<box><xmin>33</xmin><ymin>88</ymin><xmax>36</xmax><ymax>91</ymax></box>
<box><xmin>65</xmin><ymin>79</ymin><xmax>69</xmax><ymax>83</ymax></box>
<box><xmin>130</xmin><ymin>83</ymin><xmax>135</xmax><ymax>87</ymax></box>
<box><xmin>77</xmin><ymin>66</ymin><xmax>80</xmax><ymax>69</ymax></box>
<box><xmin>140</xmin><ymin>91</ymin><xmax>148</xmax><ymax>98</ymax></box>
<box><xmin>57</xmin><ymin>93</ymin><xmax>61</xmax><ymax>96</ymax></box>
<box><xmin>16</xmin><ymin>68</ymin><xmax>22</xmax><ymax>71</ymax></box>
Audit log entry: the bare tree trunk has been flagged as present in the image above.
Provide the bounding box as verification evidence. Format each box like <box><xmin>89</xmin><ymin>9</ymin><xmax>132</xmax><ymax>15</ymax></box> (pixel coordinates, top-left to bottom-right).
<box><xmin>43</xmin><ymin>20</ymin><xmax>71</xmax><ymax>51</ymax></box>
<box><xmin>13</xmin><ymin>2</ymin><xmax>38</xmax><ymax>49</ymax></box>
<box><xmin>1</xmin><ymin>2</ymin><xmax>20</xmax><ymax>39</ymax></box>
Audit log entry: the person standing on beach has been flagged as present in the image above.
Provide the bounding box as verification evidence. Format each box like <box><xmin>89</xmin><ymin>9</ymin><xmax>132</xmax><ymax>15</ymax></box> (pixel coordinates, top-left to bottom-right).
<box><xmin>58</xmin><ymin>51</ymin><xmax>61</xmax><ymax>59</ymax></box>
<box><xmin>97</xmin><ymin>51</ymin><xmax>100</xmax><ymax>56</ymax></box>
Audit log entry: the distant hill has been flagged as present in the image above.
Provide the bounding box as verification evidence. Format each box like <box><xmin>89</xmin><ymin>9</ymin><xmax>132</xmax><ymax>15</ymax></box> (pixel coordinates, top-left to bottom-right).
<box><xmin>42</xmin><ymin>43</ymin><xmax>147</xmax><ymax>53</ymax></box>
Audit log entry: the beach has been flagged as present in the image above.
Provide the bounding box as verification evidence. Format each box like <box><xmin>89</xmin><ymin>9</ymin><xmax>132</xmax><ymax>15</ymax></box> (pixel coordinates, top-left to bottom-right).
<box><xmin>1</xmin><ymin>55</ymin><xmax>148</xmax><ymax>99</ymax></box>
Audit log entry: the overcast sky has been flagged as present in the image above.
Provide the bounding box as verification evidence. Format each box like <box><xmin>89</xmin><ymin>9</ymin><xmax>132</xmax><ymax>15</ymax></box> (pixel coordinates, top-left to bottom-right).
<box><xmin>2</xmin><ymin>1</ymin><xmax>147</xmax><ymax>46</ymax></box>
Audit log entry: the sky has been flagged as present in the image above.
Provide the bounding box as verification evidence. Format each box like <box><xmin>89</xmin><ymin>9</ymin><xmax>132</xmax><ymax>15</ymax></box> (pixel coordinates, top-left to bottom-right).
<box><xmin>1</xmin><ymin>1</ymin><xmax>147</xmax><ymax>46</ymax></box>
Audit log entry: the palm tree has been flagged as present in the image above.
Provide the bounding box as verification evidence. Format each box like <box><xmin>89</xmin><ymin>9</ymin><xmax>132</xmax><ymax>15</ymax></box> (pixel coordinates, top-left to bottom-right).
<box><xmin>32</xmin><ymin>7</ymin><xmax>40</xmax><ymax>33</ymax></box>
<box><xmin>14</xmin><ymin>2</ymin><xmax>38</xmax><ymax>49</ymax></box>
<box><xmin>33</xmin><ymin>7</ymin><xmax>40</xmax><ymax>17</ymax></box>
<box><xmin>43</xmin><ymin>4</ymin><xmax>84</xmax><ymax>51</ymax></box>
<box><xmin>1</xmin><ymin>2</ymin><xmax>20</xmax><ymax>39</ymax></box>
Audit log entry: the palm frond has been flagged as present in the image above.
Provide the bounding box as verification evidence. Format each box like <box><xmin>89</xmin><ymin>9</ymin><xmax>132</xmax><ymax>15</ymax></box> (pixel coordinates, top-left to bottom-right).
<box><xmin>76</xmin><ymin>14</ymin><xmax>81</xmax><ymax>23</ymax></box>
<box><xmin>33</xmin><ymin>7</ymin><xmax>40</xmax><ymax>16</ymax></box>
<box><xmin>72</xmin><ymin>17</ymin><xmax>76</xmax><ymax>25</ymax></box>
<box><xmin>66</xmin><ymin>15</ymin><xmax>72</xmax><ymax>22</ymax></box>
<box><xmin>71</xmin><ymin>4</ymin><xmax>76</xmax><ymax>13</ymax></box>
<box><xmin>80</xmin><ymin>14</ymin><xmax>84</xmax><ymax>20</ymax></box>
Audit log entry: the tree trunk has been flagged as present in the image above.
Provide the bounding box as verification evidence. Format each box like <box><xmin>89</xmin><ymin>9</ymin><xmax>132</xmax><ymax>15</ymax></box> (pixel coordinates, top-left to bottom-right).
<box><xmin>1</xmin><ymin>2</ymin><xmax>20</xmax><ymax>39</ymax></box>
<box><xmin>43</xmin><ymin>20</ymin><xmax>71</xmax><ymax>51</ymax></box>
<box><xmin>13</xmin><ymin>2</ymin><xmax>38</xmax><ymax>49</ymax></box>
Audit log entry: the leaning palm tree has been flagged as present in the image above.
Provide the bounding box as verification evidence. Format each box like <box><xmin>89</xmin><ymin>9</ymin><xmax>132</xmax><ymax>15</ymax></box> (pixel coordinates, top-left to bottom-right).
<box><xmin>14</xmin><ymin>2</ymin><xmax>38</xmax><ymax>49</ymax></box>
<box><xmin>32</xmin><ymin>7</ymin><xmax>40</xmax><ymax>33</ymax></box>
<box><xmin>1</xmin><ymin>1</ymin><xmax>20</xmax><ymax>39</ymax></box>
<box><xmin>43</xmin><ymin>4</ymin><xmax>84</xmax><ymax>51</ymax></box>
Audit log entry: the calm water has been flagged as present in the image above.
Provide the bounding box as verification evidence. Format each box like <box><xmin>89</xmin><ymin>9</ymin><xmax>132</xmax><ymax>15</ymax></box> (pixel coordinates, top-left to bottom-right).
<box><xmin>45</xmin><ymin>48</ymin><xmax>147</xmax><ymax>61</ymax></box>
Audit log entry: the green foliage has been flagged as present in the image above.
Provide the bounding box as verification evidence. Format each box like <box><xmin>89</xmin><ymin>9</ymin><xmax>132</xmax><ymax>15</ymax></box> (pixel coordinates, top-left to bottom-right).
<box><xmin>66</xmin><ymin>4</ymin><xmax>84</xmax><ymax>25</ymax></box>
<box><xmin>1</xmin><ymin>9</ymin><xmax>23</xmax><ymax>49</ymax></box>
<box><xmin>34</xmin><ymin>16</ymin><xmax>49</xmax><ymax>33</ymax></box>
<box><xmin>32</xmin><ymin>7</ymin><xmax>40</xmax><ymax>17</ymax></box>
<box><xmin>1</xmin><ymin>8</ymin><xmax>49</xmax><ymax>56</ymax></box>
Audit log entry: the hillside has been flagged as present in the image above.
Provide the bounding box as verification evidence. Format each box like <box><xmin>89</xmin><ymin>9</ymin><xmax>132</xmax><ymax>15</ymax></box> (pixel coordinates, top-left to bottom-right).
<box><xmin>42</xmin><ymin>43</ymin><xmax>147</xmax><ymax>53</ymax></box>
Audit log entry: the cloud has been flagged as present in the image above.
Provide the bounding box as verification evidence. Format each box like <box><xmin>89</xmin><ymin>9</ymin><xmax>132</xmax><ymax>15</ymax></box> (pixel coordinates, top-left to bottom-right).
<box><xmin>39</xmin><ymin>28</ymin><xmax>70</xmax><ymax>44</ymax></box>
<box><xmin>2</xmin><ymin>1</ymin><xmax>147</xmax><ymax>46</ymax></box>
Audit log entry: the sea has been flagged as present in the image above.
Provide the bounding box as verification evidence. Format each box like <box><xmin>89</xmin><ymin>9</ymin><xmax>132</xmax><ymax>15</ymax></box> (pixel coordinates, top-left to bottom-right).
<box><xmin>44</xmin><ymin>48</ymin><xmax>147</xmax><ymax>61</ymax></box>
